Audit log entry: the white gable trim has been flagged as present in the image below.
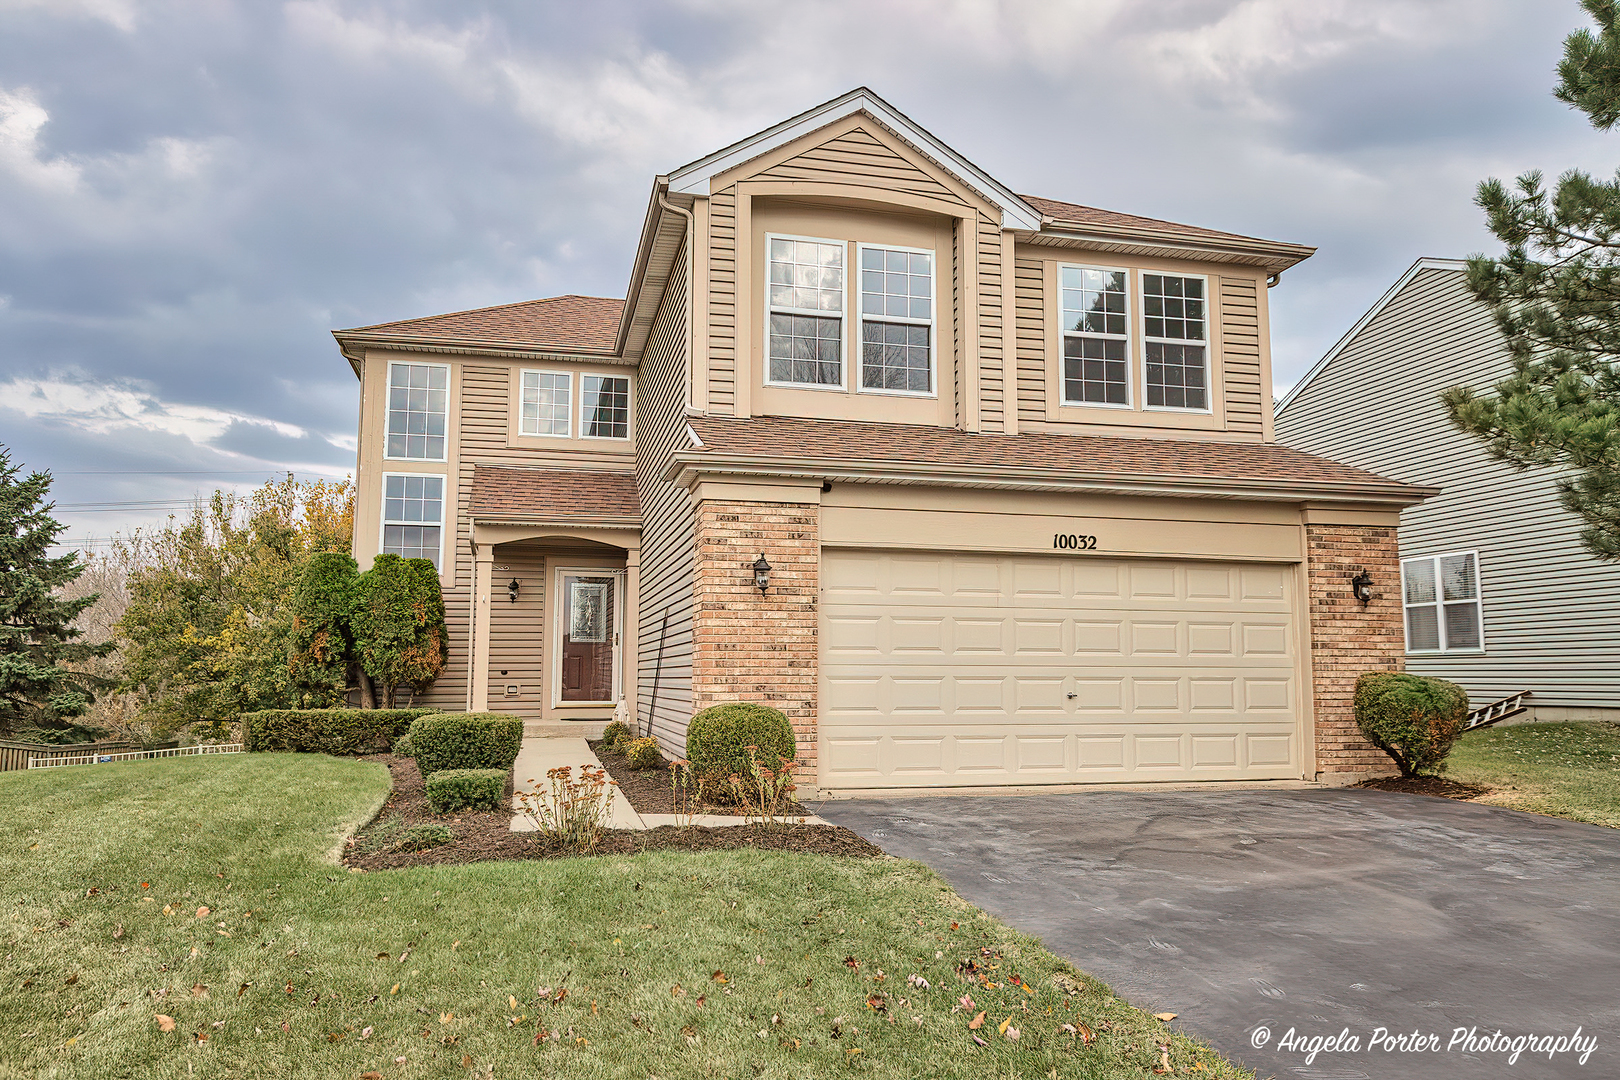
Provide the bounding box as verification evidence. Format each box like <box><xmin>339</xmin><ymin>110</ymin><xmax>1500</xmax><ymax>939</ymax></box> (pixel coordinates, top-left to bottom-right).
<box><xmin>1275</xmin><ymin>257</ymin><xmax>1468</xmax><ymax>417</ymax></box>
<box><xmin>667</xmin><ymin>87</ymin><xmax>1042</xmax><ymax>232</ymax></box>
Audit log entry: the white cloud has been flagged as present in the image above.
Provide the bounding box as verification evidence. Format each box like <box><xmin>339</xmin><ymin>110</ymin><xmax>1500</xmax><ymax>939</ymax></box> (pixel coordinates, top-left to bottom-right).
<box><xmin>0</xmin><ymin>87</ymin><xmax>81</xmax><ymax>192</ymax></box>
<box><xmin>0</xmin><ymin>374</ymin><xmax>307</xmax><ymax>446</ymax></box>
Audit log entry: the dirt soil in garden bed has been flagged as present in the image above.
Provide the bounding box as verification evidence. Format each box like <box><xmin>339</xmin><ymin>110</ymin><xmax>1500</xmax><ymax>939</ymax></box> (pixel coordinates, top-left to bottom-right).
<box><xmin>343</xmin><ymin>754</ymin><xmax>881</xmax><ymax>871</ymax></box>
<box><xmin>1355</xmin><ymin>775</ymin><xmax>1493</xmax><ymax>800</ymax></box>
<box><xmin>589</xmin><ymin>738</ymin><xmax>812</xmax><ymax>819</ymax></box>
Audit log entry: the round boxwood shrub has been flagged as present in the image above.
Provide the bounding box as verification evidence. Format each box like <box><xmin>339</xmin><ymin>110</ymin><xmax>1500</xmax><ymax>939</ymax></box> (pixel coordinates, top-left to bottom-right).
<box><xmin>423</xmin><ymin>768</ymin><xmax>507</xmax><ymax>813</ymax></box>
<box><xmin>1354</xmin><ymin>672</ymin><xmax>1470</xmax><ymax>777</ymax></box>
<box><xmin>685</xmin><ymin>703</ymin><xmax>796</xmax><ymax>796</ymax></box>
<box><xmin>409</xmin><ymin>712</ymin><xmax>524</xmax><ymax>776</ymax></box>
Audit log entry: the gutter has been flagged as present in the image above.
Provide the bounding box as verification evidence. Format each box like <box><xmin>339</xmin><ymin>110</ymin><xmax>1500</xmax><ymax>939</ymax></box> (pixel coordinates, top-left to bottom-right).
<box><xmin>1030</xmin><ymin>219</ymin><xmax>1315</xmax><ymax>276</ymax></box>
<box><xmin>662</xmin><ymin>450</ymin><xmax>1436</xmax><ymax>507</ymax></box>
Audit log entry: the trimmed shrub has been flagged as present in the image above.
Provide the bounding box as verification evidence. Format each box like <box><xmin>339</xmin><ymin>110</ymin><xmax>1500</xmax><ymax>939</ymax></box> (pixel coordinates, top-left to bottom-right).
<box><xmin>409</xmin><ymin>712</ymin><xmax>524</xmax><ymax>776</ymax></box>
<box><xmin>1354</xmin><ymin>672</ymin><xmax>1470</xmax><ymax>777</ymax></box>
<box><xmin>424</xmin><ymin>769</ymin><xmax>507</xmax><ymax>813</ymax></box>
<box><xmin>601</xmin><ymin>720</ymin><xmax>630</xmax><ymax>753</ymax></box>
<box><xmin>391</xmin><ymin>733</ymin><xmax>413</xmax><ymax>758</ymax></box>
<box><xmin>395</xmin><ymin>823</ymin><xmax>452</xmax><ymax>851</ymax></box>
<box><xmin>685</xmin><ymin>703</ymin><xmax>796</xmax><ymax>803</ymax></box>
<box><xmin>243</xmin><ymin>708</ymin><xmax>438</xmax><ymax>755</ymax></box>
<box><xmin>626</xmin><ymin>736</ymin><xmax>662</xmax><ymax>771</ymax></box>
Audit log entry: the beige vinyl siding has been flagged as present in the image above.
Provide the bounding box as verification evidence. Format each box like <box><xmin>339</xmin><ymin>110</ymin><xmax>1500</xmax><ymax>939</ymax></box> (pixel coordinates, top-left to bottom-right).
<box><xmin>486</xmin><ymin>544</ymin><xmax>547</xmax><ymax>709</ymax></box>
<box><xmin>636</xmin><ymin>238</ymin><xmax>697</xmax><ymax>752</ymax></box>
<box><xmin>753</xmin><ymin>126</ymin><xmax>969</xmax><ymax>206</ymax></box>
<box><xmin>1277</xmin><ymin>265</ymin><xmax>1620</xmax><ymax>708</ymax></box>
<box><xmin>1219</xmin><ymin>276</ymin><xmax>1264</xmax><ymax>436</ymax></box>
<box><xmin>706</xmin><ymin>188</ymin><xmax>738</xmax><ymax>414</ymax></box>
<box><xmin>1015</xmin><ymin>255</ymin><xmax>1047</xmax><ymax>426</ymax></box>
<box><xmin>976</xmin><ymin>213</ymin><xmax>1005</xmax><ymax>432</ymax></box>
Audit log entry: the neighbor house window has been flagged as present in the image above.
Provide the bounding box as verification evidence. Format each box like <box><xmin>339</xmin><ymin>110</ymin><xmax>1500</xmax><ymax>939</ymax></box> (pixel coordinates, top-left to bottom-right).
<box><xmin>381</xmin><ymin>473</ymin><xmax>444</xmax><ymax>571</ymax></box>
<box><xmin>385</xmin><ymin>362</ymin><xmax>448</xmax><ymax>460</ymax></box>
<box><xmin>1060</xmin><ymin>265</ymin><xmax>1130</xmax><ymax>406</ymax></box>
<box><xmin>580</xmin><ymin>374</ymin><xmax>630</xmax><ymax>439</ymax></box>
<box><xmin>859</xmin><ymin>245</ymin><xmax>934</xmax><ymax>394</ymax></box>
<box><xmin>1142</xmin><ymin>274</ymin><xmax>1208</xmax><ymax>410</ymax></box>
<box><xmin>1402</xmin><ymin>552</ymin><xmax>1483</xmax><ymax>652</ymax></box>
<box><xmin>767</xmin><ymin>235</ymin><xmax>844</xmax><ymax>387</ymax></box>
<box><xmin>520</xmin><ymin>370</ymin><xmax>571</xmax><ymax>437</ymax></box>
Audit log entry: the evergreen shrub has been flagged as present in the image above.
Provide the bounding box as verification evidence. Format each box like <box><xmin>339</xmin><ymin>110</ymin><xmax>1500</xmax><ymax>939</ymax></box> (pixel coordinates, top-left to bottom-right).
<box><xmin>409</xmin><ymin>712</ymin><xmax>524</xmax><ymax>775</ymax></box>
<box><xmin>685</xmin><ymin>703</ymin><xmax>796</xmax><ymax>802</ymax></box>
<box><xmin>243</xmin><ymin>708</ymin><xmax>437</xmax><ymax>754</ymax></box>
<box><xmin>423</xmin><ymin>769</ymin><xmax>507</xmax><ymax>813</ymax></box>
<box><xmin>1353</xmin><ymin>672</ymin><xmax>1470</xmax><ymax>777</ymax></box>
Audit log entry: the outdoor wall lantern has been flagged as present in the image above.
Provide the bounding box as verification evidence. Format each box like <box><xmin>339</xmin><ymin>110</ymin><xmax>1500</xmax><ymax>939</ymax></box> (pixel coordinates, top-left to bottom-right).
<box><xmin>1350</xmin><ymin>569</ymin><xmax>1374</xmax><ymax>606</ymax></box>
<box><xmin>752</xmin><ymin>554</ymin><xmax>772</xmax><ymax>595</ymax></box>
<box><xmin>507</xmin><ymin>578</ymin><xmax>521</xmax><ymax>603</ymax></box>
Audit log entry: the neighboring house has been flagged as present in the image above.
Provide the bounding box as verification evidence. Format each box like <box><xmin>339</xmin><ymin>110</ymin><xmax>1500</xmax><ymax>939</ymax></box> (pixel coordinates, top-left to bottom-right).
<box><xmin>1276</xmin><ymin>258</ymin><xmax>1620</xmax><ymax>723</ymax></box>
<box><xmin>333</xmin><ymin>88</ymin><xmax>1431</xmax><ymax>793</ymax></box>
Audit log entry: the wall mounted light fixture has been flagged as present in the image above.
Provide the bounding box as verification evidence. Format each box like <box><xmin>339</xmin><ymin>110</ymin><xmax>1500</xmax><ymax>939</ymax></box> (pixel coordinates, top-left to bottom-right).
<box><xmin>752</xmin><ymin>554</ymin><xmax>772</xmax><ymax>595</ymax></box>
<box><xmin>1350</xmin><ymin>569</ymin><xmax>1373</xmax><ymax>606</ymax></box>
<box><xmin>507</xmin><ymin>578</ymin><xmax>521</xmax><ymax>603</ymax></box>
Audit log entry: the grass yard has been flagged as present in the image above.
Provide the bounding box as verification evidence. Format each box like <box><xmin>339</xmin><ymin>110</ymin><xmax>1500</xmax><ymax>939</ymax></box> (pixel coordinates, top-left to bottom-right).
<box><xmin>1445</xmin><ymin>721</ymin><xmax>1620</xmax><ymax>828</ymax></box>
<box><xmin>0</xmin><ymin>754</ymin><xmax>1247</xmax><ymax>1079</ymax></box>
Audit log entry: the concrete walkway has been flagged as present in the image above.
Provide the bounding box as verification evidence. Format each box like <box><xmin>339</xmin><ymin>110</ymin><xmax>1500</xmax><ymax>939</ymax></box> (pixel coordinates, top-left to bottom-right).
<box><xmin>508</xmin><ymin>736</ymin><xmax>829</xmax><ymax>831</ymax></box>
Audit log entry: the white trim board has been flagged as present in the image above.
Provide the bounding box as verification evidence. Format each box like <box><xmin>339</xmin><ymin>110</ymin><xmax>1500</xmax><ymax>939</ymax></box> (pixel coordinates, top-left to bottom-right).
<box><xmin>666</xmin><ymin>87</ymin><xmax>1043</xmax><ymax>232</ymax></box>
<box><xmin>1274</xmin><ymin>257</ymin><xmax>1467</xmax><ymax>417</ymax></box>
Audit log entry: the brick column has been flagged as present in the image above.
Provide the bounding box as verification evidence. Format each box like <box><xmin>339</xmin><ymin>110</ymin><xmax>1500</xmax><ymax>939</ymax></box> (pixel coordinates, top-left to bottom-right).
<box><xmin>1306</xmin><ymin>522</ymin><xmax>1404</xmax><ymax>779</ymax></box>
<box><xmin>691</xmin><ymin>500</ymin><xmax>820</xmax><ymax>769</ymax></box>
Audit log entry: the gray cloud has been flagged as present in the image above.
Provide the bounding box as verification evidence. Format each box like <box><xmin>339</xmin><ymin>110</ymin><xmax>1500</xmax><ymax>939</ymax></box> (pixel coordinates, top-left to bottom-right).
<box><xmin>0</xmin><ymin>0</ymin><xmax>1613</xmax><ymax>545</ymax></box>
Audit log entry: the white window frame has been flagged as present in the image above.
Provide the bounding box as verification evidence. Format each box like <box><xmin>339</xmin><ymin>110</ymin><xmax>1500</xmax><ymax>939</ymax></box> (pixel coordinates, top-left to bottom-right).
<box><xmin>1057</xmin><ymin>262</ymin><xmax>1134</xmax><ymax>410</ymax></box>
<box><xmin>1140</xmin><ymin>271</ymin><xmax>1212</xmax><ymax>414</ymax></box>
<box><xmin>518</xmin><ymin>368</ymin><xmax>573</xmax><ymax>439</ymax></box>
<box><xmin>383</xmin><ymin>360</ymin><xmax>451</xmax><ymax>462</ymax></box>
<box><xmin>550</xmin><ymin>565</ymin><xmax>625</xmax><ymax>708</ymax></box>
<box><xmin>577</xmin><ymin>373</ymin><xmax>632</xmax><ymax>441</ymax></box>
<box><xmin>378</xmin><ymin>471</ymin><xmax>447</xmax><ymax>573</ymax></box>
<box><xmin>1401</xmin><ymin>550</ymin><xmax>1485</xmax><ymax>654</ymax></box>
<box><xmin>855</xmin><ymin>241</ymin><xmax>937</xmax><ymax>398</ymax></box>
<box><xmin>763</xmin><ymin>232</ymin><xmax>849</xmax><ymax>393</ymax></box>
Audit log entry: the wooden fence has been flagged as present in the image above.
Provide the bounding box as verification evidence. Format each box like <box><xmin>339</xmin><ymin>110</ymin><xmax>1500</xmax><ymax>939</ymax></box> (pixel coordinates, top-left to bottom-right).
<box><xmin>0</xmin><ymin>739</ymin><xmax>177</xmax><ymax>772</ymax></box>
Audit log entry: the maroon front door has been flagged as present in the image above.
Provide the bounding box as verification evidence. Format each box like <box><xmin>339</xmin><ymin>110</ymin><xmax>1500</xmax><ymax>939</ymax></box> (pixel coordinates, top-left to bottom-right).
<box><xmin>559</xmin><ymin>572</ymin><xmax>618</xmax><ymax>702</ymax></box>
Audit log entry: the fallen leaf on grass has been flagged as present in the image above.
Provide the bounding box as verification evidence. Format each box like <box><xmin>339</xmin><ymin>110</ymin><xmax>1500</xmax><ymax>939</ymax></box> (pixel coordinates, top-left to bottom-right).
<box><xmin>1154</xmin><ymin>1012</ymin><xmax>1177</xmax><ymax>1022</ymax></box>
<box><xmin>360</xmin><ymin>1073</ymin><xmax>383</xmax><ymax>1080</ymax></box>
<box><xmin>113</xmin><ymin>925</ymin><xmax>124</xmax><ymax>940</ymax></box>
<box><xmin>196</xmin><ymin>907</ymin><xmax>209</xmax><ymax>918</ymax></box>
<box><xmin>439</xmin><ymin>1012</ymin><xmax>453</xmax><ymax>1025</ymax></box>
<box><xmin>998</xmin><ymin>1016</ymin><xmax>1012</xmax><ymax>1035</ymax></box>
<box><xmin>191</xmin><ymin>984</ymin><xmax>208</xmax><ymax>999</ymax></box>
<box><xmin>971</xmin><ymin>1034</ymin><xmax>988</xmax><ymax>1046</ymax></box>
<box><xmin>462</xmin><ymin>1054</ymin><xmax>472</xmax><ymax>1067</ymax></box>
<box><xmin>360</xmin><ymin>1026</ymin><xmax>372</xmax><ymax>1040</ymax></box>
<box><xmin>967</xmin><ymin>1011</ymin><xmax>985</xmax><ymax>1030</ymax></box>
<box><xmin>155</xmin><ymin>1015</ymin><xmax>176</xmax><ymax>1033</ymax></box>
<box><xmin>843</xmin><ymin>956</ymin><xmax>860</xmax><ymax>969</ymax></box>
<box><xmin>238</xmin><ymin>983</ymin><xmax>251</xmax><ymax>998</ymax></box>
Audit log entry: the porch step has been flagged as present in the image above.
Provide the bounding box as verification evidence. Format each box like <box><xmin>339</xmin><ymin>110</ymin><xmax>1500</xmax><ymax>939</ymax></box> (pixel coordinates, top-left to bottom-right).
<box><xmin>523</xmin><ymin>719</ymin><xmax>609</xmax><ymax>740</ymax></box>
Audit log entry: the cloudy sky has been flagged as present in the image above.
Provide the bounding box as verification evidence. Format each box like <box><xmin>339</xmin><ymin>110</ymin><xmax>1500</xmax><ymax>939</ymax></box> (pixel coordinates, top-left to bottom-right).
<box><xmin>1</xmin><ymin>0</ymin><xmax>1613</xmax><ymax>547</ymax></box>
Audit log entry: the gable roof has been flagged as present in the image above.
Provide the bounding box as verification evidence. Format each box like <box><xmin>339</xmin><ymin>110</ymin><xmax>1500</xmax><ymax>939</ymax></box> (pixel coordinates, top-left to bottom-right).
<box><xmin>334</xmin><ymin>295</ymin><xmax>624</xmax><ymax>356</ymax></box>
<box><xmin>666</xmin><ymin>87</ymin><xmax>1043</xmax><ymax>231</ymax></box>
<box><xmin>1275</xmin><ymin>258</ymin><xmax>1467</xmax><ymax>416</ymax></box>
<box><xmin>678</xmin><ymin>415</ymin><xmax>1431</xmax><ymax>504</ymax></box>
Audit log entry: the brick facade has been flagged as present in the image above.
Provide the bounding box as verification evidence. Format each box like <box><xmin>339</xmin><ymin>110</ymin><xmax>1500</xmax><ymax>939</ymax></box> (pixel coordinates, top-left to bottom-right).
<box><xmin>1306</xmin><ymin>522</ymin><xmax>1404</xmax><ymax>778</ymax></box>
<box><xmin>691</xmin><ymin>500</ymin><xmax>820</xmax><ymax>768</ymax></box>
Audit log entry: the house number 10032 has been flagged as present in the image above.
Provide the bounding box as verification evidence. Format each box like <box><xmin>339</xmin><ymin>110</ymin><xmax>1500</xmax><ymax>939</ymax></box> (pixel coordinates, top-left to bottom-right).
<box><xmin>1053</xmin><ymin>533</ymin><xmax>1098</xmax><ymax>551</ymax></box>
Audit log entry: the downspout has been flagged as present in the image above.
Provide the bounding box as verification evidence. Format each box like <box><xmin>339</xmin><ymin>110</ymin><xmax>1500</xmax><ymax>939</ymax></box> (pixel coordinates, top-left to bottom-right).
<box><xmin>648</xmin><ymin>606</ymin><xmax>670</xmax><ymax>743</ymax></box>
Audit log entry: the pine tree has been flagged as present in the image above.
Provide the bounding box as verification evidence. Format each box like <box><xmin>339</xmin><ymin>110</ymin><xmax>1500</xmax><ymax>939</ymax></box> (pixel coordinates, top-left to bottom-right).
<box><xmin>0</xmin><ymin>446</ymin><xmax>112</xmax><ymax>740</ymax></box>
<box><xmin>1444</xmin><ymin>0</ymin><xmax>1620</xmax><ymax>560</ymax></box>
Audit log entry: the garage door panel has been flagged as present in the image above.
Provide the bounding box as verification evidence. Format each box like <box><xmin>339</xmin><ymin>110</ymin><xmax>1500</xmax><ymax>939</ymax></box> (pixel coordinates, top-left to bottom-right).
<box><xmin>821</xmin><ymin>551</ymin><xmax>1302</xmax><ymax>788</ymax></box>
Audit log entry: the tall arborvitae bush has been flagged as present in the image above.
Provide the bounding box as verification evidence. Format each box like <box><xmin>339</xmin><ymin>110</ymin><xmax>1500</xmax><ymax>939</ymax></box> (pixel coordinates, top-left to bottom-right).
<box><xmin>287</xmin><ymin>552</ymin><xmax>362</xmax><ymax>707</ymax></box>
<box><xmin>352</xmin><ymin>554</ymin><xmax>448</xmax><ymax>708</ymax></box>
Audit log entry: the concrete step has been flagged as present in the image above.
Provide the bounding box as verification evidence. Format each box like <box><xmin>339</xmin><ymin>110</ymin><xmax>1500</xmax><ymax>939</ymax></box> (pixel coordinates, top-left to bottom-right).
<box><xmin>523</xmin><ymin>719</ymin><xmax>609</xmax><ymax>740</ymax></box>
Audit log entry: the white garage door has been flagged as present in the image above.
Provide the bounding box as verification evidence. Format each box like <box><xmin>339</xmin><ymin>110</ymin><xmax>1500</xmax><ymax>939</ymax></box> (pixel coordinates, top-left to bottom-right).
<box><xmin>820</xmin><ymin>550</ymin><xmax>1303</xmax><ymax>789</ymax></box>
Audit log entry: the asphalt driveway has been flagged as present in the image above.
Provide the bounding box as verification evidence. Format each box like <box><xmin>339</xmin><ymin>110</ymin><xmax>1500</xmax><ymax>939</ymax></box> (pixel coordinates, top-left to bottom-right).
<box><xmin>814</xmin><ymin>788</ymin><xmax>1620</xmax><ymax>1079</ymax></box>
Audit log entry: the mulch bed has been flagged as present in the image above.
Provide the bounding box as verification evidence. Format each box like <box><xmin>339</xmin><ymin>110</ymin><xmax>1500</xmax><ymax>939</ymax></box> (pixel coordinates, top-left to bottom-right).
<box><xmin>1355</xmin><ymin>775</ymin><xmax>1493</xmax><ymax>800</ymax></box>
<box><xmin>588</xmin><ymin>738</ymin><xmax>813</xmax><ymax>819</ymax></box>
<box><xmin>342</xmin><ymin>754</ymin><xmax>880</xmax><ymax>871</ymax></box>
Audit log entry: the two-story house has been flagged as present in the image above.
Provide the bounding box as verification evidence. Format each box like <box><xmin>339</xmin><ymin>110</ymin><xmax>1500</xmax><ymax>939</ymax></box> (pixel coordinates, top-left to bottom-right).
<box><xmin>333</xmin><ymin>88</ymin><xmax>1430</xmax><ymax>793</ymax></box>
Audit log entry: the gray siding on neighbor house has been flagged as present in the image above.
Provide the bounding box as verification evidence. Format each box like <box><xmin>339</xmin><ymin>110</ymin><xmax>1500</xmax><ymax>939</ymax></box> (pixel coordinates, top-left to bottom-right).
<box><xmin>634</xmin><ymin>239</ymin><xmax>697</xmax><ymax>753</ymax></box>
<box><xmin>1277</xmin><ymin>263</ymin><xmax>1620</xmax><ymax>708</ymax></box>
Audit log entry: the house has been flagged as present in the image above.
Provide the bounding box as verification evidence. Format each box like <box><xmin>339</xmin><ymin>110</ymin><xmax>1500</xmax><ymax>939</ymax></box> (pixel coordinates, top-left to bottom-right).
<box><xmin>332</xmin><ymin>88</ymin><xmax>1432</xmax><ymax>794</ymax></box>
<box><xmin>1276</xmin><ymin>258</ymin><xmax>1620</xmax><ymax>724</ymax></box>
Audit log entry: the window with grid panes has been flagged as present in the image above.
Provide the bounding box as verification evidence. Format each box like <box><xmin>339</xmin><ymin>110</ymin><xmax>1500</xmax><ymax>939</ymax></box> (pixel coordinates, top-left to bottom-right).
<box><xmin>382</xmin><ymin>474</ymin><xmax>443</xmax><ymax>570</ymax></box>
<box><xmin>1142</xmin><ymin>274</ymin><xmax>1208</xmax><ymax>410</ymax></box>
<box><xmin>1402</xmin><ymin>552</ymin><xmax>1483</xmax><ymax>652</ymax></box>
<box><xmin>520</xmin><ymin>370</ymin><xmax>571</xmax><ymax>436</ymax></box>
<box><xmin>580</xmin><ymin>374</ymin><xmax>630</xmax><ymax>439</ymax></box>
<box><xmin>859</xmin><ymin>246</ymin><xmax>933</xmax><ymax>394</ymax></box>
<box><xmin>1060</xmin><ymin>266</ymin><xmax>1130</xmax><ymax>405</ymax></box>
<box><xmin>767</xmin><ymin>236</ymin><xmax>845</xmax><ymax>387</ymax></box>
<box><xmin>386</xmin><ymin>362</ymin><xmax>448</xmax><ymax>459</ymax></box>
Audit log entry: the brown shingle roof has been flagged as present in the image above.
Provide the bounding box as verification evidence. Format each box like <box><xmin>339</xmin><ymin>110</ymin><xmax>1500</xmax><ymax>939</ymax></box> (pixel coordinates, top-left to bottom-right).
<box><xmin>341</xmin><ymin>295</ymin><xmax>624</xmax><ymax>353</ymax></box>
<box><xmin>1022</xmin><ymin>194</ymin><xmax>1284</xmax><ymax>248</ymax></box>
<box><xmin>684</xmin><ymin>416</ymin><xmax>1426</xmax><ymax>496</ymax></box>
<box><xmin>468</xmin><ymin>466</ymin><xmax>640</xmax><ymax>522</ymax></box>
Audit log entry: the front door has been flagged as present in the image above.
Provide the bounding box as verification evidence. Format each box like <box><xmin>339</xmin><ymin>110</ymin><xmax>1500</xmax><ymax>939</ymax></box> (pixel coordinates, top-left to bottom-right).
<box><xmin>557</xmin><ymin>570</ymin><xmax>620</xmax><ymax>703</ymax></box>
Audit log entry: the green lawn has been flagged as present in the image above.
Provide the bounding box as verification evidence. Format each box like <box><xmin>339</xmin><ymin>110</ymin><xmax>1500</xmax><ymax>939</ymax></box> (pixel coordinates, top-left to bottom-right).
<box><xmin>0</xmin><ymin>754</ymin><xmax>1246</xmax><ymax>1079</ymax></box>
<box><xmin>1445</xmin><ymin>721</ymin><xmax>1620</xmax><ymax>828</ymax></box>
